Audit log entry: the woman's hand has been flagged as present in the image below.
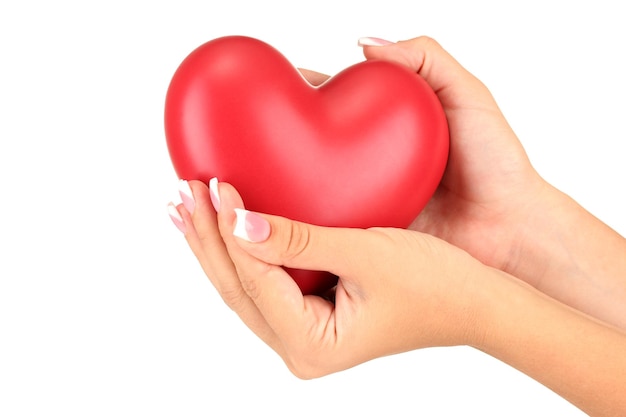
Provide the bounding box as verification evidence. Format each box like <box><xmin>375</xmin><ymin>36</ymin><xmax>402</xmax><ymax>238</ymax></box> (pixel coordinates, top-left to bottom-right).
<box><xmin>359</xmin><ymin>37</ymin><xmax>626</xmax><ymax>328</ymax></box>
<box><xmin>166</xmin><ymin>36</ymin><xmax>626</xmax><ymax>415</ymax></box>
<box><xmin>173</xmin><ymin>179</ymin><xmax>488</xmax><ymax>378</ymax></box>
<box><xmin>170</xmin><ymin>179</ymin><xmax>626</xmax><ymax>417</ymax></box>
<box><xmin>361</xmin><ymin>36</ymin><xmax>541</xmax><ymax>269</ymax></box>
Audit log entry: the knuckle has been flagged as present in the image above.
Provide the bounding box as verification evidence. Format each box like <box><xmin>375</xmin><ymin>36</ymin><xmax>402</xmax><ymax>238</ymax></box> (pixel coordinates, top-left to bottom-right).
<box><xmin>398</xmin><ymin>36</ymin><xmax>443</xmax><ymax>72</ymax></box>
<box><xmin>217</xmin><ymin>283</ymin><xmax>248</xmax><ymax>311</ymax></box>
<box><xmin>422</xmin><ymin>35</ymin><xmax>440</xmax><ymax>47</ymax></box>
<box><xmin>365</xmin><ymin>227</ymin><xmax>399</xmax><ymax>254</ymax></box>
<box><xmin>281</xmin><ymin>221</ymin><xmax>312</xmax><ymax>263</ymax></box>
<box><xmin>365</xmin><ymin>227</ymin><xmax>423</xmax><ymax>262</ymax></box>
<box><xmin>239</xmin><ymin>262</ymin><xmax>274</xmax><ymax>302</ymax></box>
<box><xmin>197</xmin><ymin>233</ymin><xmax>213</xmax><ymax>251</ymax></box>
<box><xmin>413</xmin><ymin>35</ymin><xmax>442</xmax><ymax>50</ymax></box>
<box><xmin>239</xmin><ymin>269</ymin><xmax>261</xmax><ymax>300</ymax></box>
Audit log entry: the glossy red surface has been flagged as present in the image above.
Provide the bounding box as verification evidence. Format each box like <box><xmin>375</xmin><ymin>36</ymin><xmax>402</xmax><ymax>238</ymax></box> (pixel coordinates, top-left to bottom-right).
<box><xmin>165</xmin><ymin>36</ymin><xmax>449</xmax><ymax>295</ymax></box>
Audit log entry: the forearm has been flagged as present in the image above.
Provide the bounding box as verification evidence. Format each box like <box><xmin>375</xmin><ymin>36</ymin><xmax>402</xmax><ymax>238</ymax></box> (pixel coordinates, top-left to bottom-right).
<box><xmin>513</xmin><ymin>183</ymin><xmax>626</xmax><ymax>329</ymax></box>
<box><xmin>473</xmin><ymin>269</ymin><xmax>626</xmax><ymax>417</ymax></box>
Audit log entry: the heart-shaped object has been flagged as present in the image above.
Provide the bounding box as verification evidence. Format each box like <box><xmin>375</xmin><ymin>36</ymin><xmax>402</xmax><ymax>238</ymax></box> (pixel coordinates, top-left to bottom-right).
<box><xmin>165</xmin><ymin>36</ymin><xmax>449</xmax><ymax>295</ymax></box>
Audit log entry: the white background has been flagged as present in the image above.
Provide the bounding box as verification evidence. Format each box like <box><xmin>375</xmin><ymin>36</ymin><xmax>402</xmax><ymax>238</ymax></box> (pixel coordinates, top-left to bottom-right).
<box><xmin>1</xmin><ymin>1</ymin><xmax>624</xmax><ymax>416</ymax></box>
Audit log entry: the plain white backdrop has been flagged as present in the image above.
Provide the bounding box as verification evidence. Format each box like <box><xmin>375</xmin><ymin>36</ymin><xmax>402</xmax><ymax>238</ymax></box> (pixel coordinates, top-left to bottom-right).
<box><xmin>1</xmin><ymin>1</ymin><xmax>624</xmax><ymax>416</ymax></box>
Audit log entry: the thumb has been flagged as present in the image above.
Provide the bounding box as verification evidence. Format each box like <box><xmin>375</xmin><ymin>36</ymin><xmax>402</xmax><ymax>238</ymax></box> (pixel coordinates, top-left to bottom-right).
<box><xmin>231</xmin><ymin>208</ymin><xmax>372</xmax><ymax>280</ymax></box>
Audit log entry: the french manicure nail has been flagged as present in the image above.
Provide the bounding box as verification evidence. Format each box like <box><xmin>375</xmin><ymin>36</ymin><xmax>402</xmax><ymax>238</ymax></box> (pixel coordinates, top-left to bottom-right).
<box><xmin>358</xmin><ymin>37</ymin><xmax>394</xmax><ymax>47</ymax></box>
<box><xmin>178</xmin><ymin>179</ymin><xmax>195</xmax><ymax>214</ymax></box>
<box><xmin>167</xmin><ymin>202</ymin><xmax>186</xmax><ymax>234</ymax></box>
<box><xmin>233</xmin><ymin>208</ymin><xmax>270</xmax><ymax>243</ymax></box>
<box><xmin>209</xmin><ymin>177</ymin><xmax>221</xmax><ymax>212</ymax></box>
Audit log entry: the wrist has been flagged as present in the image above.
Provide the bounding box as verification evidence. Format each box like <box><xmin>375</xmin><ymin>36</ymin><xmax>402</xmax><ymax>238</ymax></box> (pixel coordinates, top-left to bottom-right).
<box><xmin>505</xmin><ymin>182</ymin><xmax>574</xmax><ymax>287</ymax></box>
<box><xmin>446</xmin><ymin>260</ymin><xmax>516</xmax><ymax>349</ymax></box>
<box><xmin>472</xmin><ymin>267</ymin><xmax>626</xmax><ymax>416</ymax></box>
<box><xmin>508</xmin><ymin>182</ymin><xmax>626</xmax><ymax>328</ymax></box>
<box><xmin>460</xmin><ymin>265</ymin><xmax>522</xmax><ymax>350</ymax></box>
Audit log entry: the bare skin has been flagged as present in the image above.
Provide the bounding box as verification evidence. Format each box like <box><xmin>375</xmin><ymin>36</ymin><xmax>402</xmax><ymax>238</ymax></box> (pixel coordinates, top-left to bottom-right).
<box><xmin>168</xmin><ymin>36</ymin><xmax>626</xmax><ymax>416</ymax></box>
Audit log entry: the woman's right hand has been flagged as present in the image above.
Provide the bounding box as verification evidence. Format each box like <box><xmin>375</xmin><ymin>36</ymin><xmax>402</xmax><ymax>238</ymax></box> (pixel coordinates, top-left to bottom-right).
<box><xmin>359</xmin><ymin>36</ymin><xmax>626</xmax><ymax>329</ymax></box>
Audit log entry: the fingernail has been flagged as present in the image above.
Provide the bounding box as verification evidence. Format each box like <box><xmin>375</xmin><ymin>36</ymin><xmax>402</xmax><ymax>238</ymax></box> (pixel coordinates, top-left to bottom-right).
<box><xmin>178</xmin><ymin>179</ymin><xmax>195</xmax><ymax>214</ymax></box>
<box><xmin>209</xmin><ymin>177</ymin><xmax>221</xmax><ymax>212</ymax></box>
<box><xmin>233</xmin><ymin>208</ymin><xmax>270</xmax><ymax>243</ymax></box>
<box><xmin>358</xmin><ymin>37</ymin><xmax>394</xmax><ymax>47</ymax></box>
<box><xmin>167</xmin><ymin>202</ymin><xmax>186</xmax><ymax>234</ymax></box>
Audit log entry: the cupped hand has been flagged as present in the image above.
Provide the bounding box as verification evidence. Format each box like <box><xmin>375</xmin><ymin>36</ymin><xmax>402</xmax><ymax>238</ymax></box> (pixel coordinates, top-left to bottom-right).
<box><xmin>301</xmin><ymin>37</ymin><xmax>626</xmax><ymax>329</ymax></box>
<box><xmin>360</xmin><ymin>37</ymin><xmax>556</xmax><ymax>287</ymax></box>
<box><xmin>175</xmin><ymin>179</ymin><xmax>488</xmax><ymax>378</ymax></box>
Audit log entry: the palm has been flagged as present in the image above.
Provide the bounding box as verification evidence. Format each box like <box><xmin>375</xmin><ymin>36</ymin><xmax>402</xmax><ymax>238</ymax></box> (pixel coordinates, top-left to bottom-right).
<box><xmin>409</xmin><ymin>104</ymin><xmax>545</xmax><ymax>271</ymax></box>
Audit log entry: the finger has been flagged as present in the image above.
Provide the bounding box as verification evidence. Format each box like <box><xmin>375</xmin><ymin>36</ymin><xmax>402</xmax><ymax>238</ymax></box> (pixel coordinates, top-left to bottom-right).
<box><xmin>220</xmin><ymin>198</ymin><xmax>399</xmax><ymax>374</ymax></box>
<box><xmin>214</xmin><ymin>182</ymin><xmax>435</xmax><ymax>376</ymax></box>
<box><xmin>359</xmin><ymin>36</ymin><xmax>527</xmax><ymax>184</ymax></box>
<box><xmin>217</xmin><ymin>181</ymin><xmax>384</xmax><ymax>294</ymax></box>
<box><xmin>298</xmin><ymin>68</ymin><xmax>330</xmax><ymax>86</ymax></box>
<box><xmin>214</xmin><ymin>181</ymin><xmax>306</xmax><ymax>302</ymax></box>
<box><xmin>231</xmin><ymin>209</ymin><xmax>375</xmax><ymax>281</ymax></box>
<box><xmin>179</xmin><ymin>180</ymin><xmax>284</xmax><ymax>354</ymax></box>
<box><xmin>213</xmin><ymin>180</ymin><xmax>335</xmax><ymax>374</ymax></box>
<box><xmin>214</xmin><ymin>181</ymin><xmax>366</xmax><ymax>340</ymax></box>
<box><xmin>360</xmin><ymin>36</ymin><xmax>495</xmax><ymax>109</ymax></box>
<box><xmin>179</xmin><ymin>180</ymin><xmax>235</xmax><ymax>289</ymax></box>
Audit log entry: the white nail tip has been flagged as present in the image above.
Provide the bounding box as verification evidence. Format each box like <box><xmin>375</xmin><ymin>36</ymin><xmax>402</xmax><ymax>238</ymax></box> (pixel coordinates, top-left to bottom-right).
<box><xmin>357</xmin><ymin>37</ymin><xmax>392</xmax><ymax>47</ymax></box>
<box><xmin>209</xmin><ymin>177</ymin><xmax>220</xmax><ymax>203</ymax></box>
<box><xmin>233</xmin><ymin>208</ymin><xmax>251</xmax><ymax>241</ymax></box>
<box><xmin>178</xmin><ymin>179</ymin><xmax>193</xmax><ymax>199</ymax></box>
<box><xmin>167</xmin><ymin>202</ymin><xmax>182</xmax><ymax>221</ymax></box>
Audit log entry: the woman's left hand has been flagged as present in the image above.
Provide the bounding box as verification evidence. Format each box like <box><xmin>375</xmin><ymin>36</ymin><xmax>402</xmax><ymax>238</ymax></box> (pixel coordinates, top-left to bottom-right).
<box><xmin>169</xmin><ymin>179</ymin><xmax>489</xmax><ymax>378</ymax></box>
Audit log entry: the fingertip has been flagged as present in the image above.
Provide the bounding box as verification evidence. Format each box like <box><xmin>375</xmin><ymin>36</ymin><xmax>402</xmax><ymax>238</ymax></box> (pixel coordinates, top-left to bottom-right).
<box><xmin>167</xmin><ymin>202</ymin><xmax>186</xmax><ymax>234</ymax></box>
<box><xmin>178</xmin><ymin>179</ymin><xmax>195</xmax><ymax>214</ymax></box>
<box><xmin>176</xmin><ymin>180</ymin><xmax>216</xmax><ymax>245</ymax></box>
<box><xmin>209</xmin><ymin>177</ymin><xmax>221</xmax><ymax>212</ymax></box>
<box><xmin>211</xmin><ymin>181</ymin><xmax>248</xmax><ymax>243</ymax></box>
<box><xmin>212</xmin><ymin>181</ymin><xmax>245</xmax><ymax>213</ymax></box>
<box><xmin>233</xmin><ymin>208</ymin><xmax>271</xmax><ymax>243</ymax></box>
<box><xmin>183</xmin><ymin>180</ymin><xmax>215</xmax><ymax>218</ymax></box>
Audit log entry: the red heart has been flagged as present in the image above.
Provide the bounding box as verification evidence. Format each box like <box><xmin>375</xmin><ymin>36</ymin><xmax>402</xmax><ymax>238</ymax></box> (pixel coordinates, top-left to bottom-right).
<box><xmin>164</xmin><ymin>36</ymin><xmax>449</xmax><ymax>295</ymax></box>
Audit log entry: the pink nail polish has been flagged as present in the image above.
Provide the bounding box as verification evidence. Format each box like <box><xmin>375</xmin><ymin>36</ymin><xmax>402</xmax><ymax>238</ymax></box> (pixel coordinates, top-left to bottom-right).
<box><xmin>209</xmin><ymin>177</ymin><xmax>221</xmax><ymax>212</ymax></box>
<box><xmin>233</xmin><ymin>208</ymin><xmax>270</xmax><ymax>243</ymax></box>
<box><xmin>178</xmin><ymin>180</ymin><xmax>195</xmax><ymax>214</ymax></box>
<box><xmin>358</xmin><ymin>37</ymin><xmax>394</xmax><ymax>47</ymax></box>
<box><xmin>167</xmin><ymin>203</ymin><xmax>186</xmax><ymax>234</ymax></box>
